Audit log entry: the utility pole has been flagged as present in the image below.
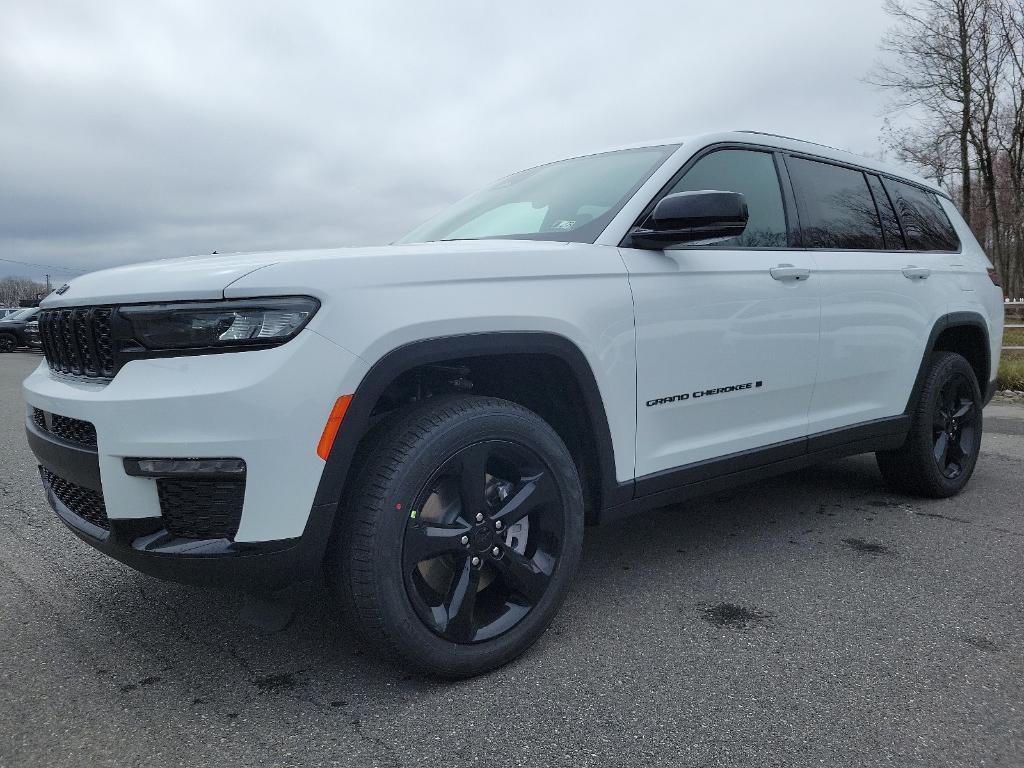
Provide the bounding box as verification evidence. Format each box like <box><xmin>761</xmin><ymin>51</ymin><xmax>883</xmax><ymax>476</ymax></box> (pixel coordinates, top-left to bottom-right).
<box><xmin>44</xmin><ymin>274</ymin><xmax>51</xmax><ymax>293</ymax></box>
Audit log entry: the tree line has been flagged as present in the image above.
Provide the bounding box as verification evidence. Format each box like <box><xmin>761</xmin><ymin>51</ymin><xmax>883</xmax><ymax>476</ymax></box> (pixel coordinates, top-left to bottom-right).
<box><xmin>0</xmin><ymin>276</ymin><xmax>48</xmax><ymax>308</ymax></box>
<box><xmin>875</xmin><ymin>0</ymin><xmax>1024</xmax><ymax>298</ymax></box>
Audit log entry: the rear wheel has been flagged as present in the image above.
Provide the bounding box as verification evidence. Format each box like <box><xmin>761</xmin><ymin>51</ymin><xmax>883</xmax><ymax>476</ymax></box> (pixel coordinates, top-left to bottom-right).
<box><xmin>330</xmin><ymin>395</ymin><xmax>584</xmax><ymax>678</ymax></box>
<box><xmin>876</xmin><ymin>352</ymin><xmax>983</xmax><ymax>498</ymax></box>
<box><xmin>0</xmin><ymin>334</ymin><xmax>16</xmax><ymax>353</ymax></box>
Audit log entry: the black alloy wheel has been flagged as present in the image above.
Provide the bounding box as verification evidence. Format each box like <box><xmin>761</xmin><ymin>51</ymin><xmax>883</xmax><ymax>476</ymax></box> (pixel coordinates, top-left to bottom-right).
<box><xmin>402</xmin><ymin>439</ymin><xmax>562</xmax><ymax>644</ymax></box>
<box><xmin>331</xmin><ymin>395</ymin><xmax>584</xmax><ymax>678</ymax></box>
<box><xmin>0</xmin><ymin>334</ymin><xmax>16</xmax><ymax>353</ymax></box>
<box><xmin>931</xmin><ymin>373</ymin><xmax>978</xmax><ymax>479</ymax></box>
<box><xmin>876</xmin><ymin>351</ymin><xmax>983</xmax><ymax>498</ymax></box>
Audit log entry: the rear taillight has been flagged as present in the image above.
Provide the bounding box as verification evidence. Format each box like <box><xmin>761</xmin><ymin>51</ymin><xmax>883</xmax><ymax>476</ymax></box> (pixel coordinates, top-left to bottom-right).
<box><xmin>988</xmin><ymin>267</ymin><xmax>1001</xmax><ymax>286</ymax></box>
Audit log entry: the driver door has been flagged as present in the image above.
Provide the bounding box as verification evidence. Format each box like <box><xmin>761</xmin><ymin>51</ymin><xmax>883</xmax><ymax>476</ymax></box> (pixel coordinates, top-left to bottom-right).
<box><xmin>619</xmin><ymin>147</ymin><xmax>820</xmax><ymax>482</ymax></box>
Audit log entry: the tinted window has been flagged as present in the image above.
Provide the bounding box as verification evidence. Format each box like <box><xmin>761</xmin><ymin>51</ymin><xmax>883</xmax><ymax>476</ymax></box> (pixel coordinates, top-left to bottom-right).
<box><xmin>866</xmin><ymin>175</ymin><xmax>904</xmax><ymax>249</ymax></box>
<box><xmin>788</xmin><ymin>157</ymin><xmax>884</xmax><ymax>249</ymax></box>
<box><xmin>883</xmin><ymin>179</ymin><xmax>960</xmax><ymax>251</ymax></box>
<box><xmin>667</xmin><ymin>149</ymin><xmax>787</xmax><ymax>247</ymax></box>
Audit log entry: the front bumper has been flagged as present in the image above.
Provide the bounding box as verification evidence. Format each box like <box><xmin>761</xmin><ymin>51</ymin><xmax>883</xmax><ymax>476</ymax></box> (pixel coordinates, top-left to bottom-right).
<box><xmin>41</xmin><ymin>452</ymin><xmax>336</xmax><ymax>590</ymax></box>
<box><xmin>23</xmin><ymin>329</ymin><xmax>369</xmax><ymax>588</ymax></box>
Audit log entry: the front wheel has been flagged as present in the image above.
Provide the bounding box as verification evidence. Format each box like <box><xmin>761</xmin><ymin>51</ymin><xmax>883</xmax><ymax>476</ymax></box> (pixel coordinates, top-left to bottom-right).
<box><xmin>0</xmin><ymin>334</ymin><xmax>16</xmax><ymax>353</ymax></box>
<box><xmin>329</xmin><ymin>395</ymin><xmax>584</xmax><ymax>678</ymax></box>
<box><xmin>876</xmin><ymin>351</ymin><xmax>983</xmax><ymax>498</ymax></box>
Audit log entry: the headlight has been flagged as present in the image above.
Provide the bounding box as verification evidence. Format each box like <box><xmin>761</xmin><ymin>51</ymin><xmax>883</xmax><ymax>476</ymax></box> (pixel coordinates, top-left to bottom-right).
<box><xmin>119</xmin><ymin>297</ymin><xmax>319</xmax><ymax>351</ymax></box>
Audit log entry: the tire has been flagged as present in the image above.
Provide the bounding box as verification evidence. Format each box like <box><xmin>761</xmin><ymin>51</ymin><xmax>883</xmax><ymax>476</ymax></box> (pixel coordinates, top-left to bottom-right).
<box><xmin>0</xmin><ymin>334</ymin><xmax>16</xmax><ymax>353</ymax></box>
<box><xmin>328</xmin><ymin>395</ymin><xmax>584</xmax><ymax>678</ymax></box>
<box><xmin>876</xmin><ymin>352</ymin><xmax>983</xmax><ymax>498</ymax></box>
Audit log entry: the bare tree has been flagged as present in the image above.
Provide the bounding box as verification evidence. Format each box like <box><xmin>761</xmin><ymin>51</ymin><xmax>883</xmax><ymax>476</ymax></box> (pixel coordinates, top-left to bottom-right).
<box><xmin>881</xmin><ymin>116</ymin><xmax>960</xmax><ymax>187</ymax></box>
<box><xmin>996</xmin><ymin>0</ymin><xmax>1024</xmax><ymax>293</ymax></box>
<box><xmin>966</xmin><ymin>0</ymin><xmax>1009</xmax><ymax>264</ymax></box>
<box><xmin>872</xmin><ymin>0</ymin><xmax>986</xmax><ymax>219</ymax></box>
<box><xmin>0</xmin><ymin>276</ymin><xmax>47</xmax><ymax>307</ymax></box>
<box><xmin>874</xmin><ymin>0</ymin><xmax>1024</xmax><ymax>297</ymax></box>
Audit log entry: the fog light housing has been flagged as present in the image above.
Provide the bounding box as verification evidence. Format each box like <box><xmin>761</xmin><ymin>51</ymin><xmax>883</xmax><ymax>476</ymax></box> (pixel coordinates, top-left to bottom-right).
<box><xmin>124</xmin><ymin>457</ymin><xmax>246</xmax><ymax>478</ymax></box>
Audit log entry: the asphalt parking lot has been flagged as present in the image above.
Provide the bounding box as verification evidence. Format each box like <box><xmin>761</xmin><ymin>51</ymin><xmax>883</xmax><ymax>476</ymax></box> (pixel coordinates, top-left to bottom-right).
<box><xmin>1</xmin><ymin>350</ymin><xmax>1022</xmax><ymax>768</ymax></box>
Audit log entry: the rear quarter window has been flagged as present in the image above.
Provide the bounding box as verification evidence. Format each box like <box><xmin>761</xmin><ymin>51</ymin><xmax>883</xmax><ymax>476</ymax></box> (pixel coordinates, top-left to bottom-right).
<box><xmin>882</xmin><ymin>178</ymin><xmax>960</xmax><ymax>251</ymax></box>
<box><xmin>866</xmin><ymin>174</ymin><xmax>905</xmax><ymax>250</ymax></box>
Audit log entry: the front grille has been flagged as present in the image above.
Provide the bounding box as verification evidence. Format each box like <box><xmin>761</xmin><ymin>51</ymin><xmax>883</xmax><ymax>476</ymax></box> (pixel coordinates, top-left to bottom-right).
<box><xmin>157</xmin><ymin>478</ymin><xmax>245</xmax><ymax>540</ymax></box>
<box><xmin>38</xmin><ymin>307</ymin><xmax>115</xmax><ymax>379</ymax></box>
<box><xmin>32</xmin><ymin>408</ymin><xmax>98</xmax><ymax>449</ymax></box>
<box><xmin>41</xmin><ymin>467</ymin><xmax>109</xmax><ymax>530</ymax></box>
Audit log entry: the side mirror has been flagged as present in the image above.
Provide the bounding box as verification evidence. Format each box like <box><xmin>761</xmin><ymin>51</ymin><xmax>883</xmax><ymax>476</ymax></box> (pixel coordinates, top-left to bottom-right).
<box><xmin>630</xmin><ymin>190</ymin><xmax>748</xmax><ymax>249</ymax></box>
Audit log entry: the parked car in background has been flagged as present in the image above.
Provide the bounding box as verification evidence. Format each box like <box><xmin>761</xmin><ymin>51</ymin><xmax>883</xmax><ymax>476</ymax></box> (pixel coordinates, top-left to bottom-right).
<box><xmin>0</xmin><ymin>308</ymin><xmax>23</xmax><ymax>319</ymax></box>
<box><xmin>0</xmin><ymin>307</ymin><xmax>40</xmax><ymax>352</ymax></box>
<box><xmin>22</xmin><ymin>320</ymin><xmax>41</xmax><ymax>350</ymax></box>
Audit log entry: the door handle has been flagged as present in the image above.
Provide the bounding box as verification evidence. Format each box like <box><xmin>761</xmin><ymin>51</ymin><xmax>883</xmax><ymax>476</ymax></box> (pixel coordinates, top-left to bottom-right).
<box><xmin>902</xmin><ymin>266</ymin><xmax>931</xmax><ymax>280</ymax></box>
<box><xmin>770</xmin><ymin>264</ymin><xmax>811</xmax><ymax>281</ymax></box>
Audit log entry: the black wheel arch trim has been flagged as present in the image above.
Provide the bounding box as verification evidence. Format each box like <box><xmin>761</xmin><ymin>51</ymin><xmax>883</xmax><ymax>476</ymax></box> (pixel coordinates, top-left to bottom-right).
<box><xmin>310</xmin><ymin>331</ymin><xmax>625</xmax><ymax>521</ymax></box>
<box><xmin>904</xmin><ymin>311</ymin><xmax>991</xmax><ymax>415</ymax></box>
<box><xmin>983</xmin><ymin>378</ymin><xmax>997</xmax><ymax>406</ymax></box>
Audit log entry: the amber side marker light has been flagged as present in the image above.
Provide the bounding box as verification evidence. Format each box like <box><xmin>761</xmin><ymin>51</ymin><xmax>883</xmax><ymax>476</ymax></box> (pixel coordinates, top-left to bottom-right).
<box><xmin>317</xmin><ymin>395</ymin><xmax>353</xmax><ymax>460</ymax></box>
<box><xmin>988</xmin><ymin>267</ymin><xmax>1002</xmax><ymax>287</ymax></box>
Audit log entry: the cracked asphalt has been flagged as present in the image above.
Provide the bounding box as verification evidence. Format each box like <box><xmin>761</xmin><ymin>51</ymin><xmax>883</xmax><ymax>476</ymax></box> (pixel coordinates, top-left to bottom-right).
<box><xmin>2</xmin><ymin>350</ymin><xmax>1023</xmax><ymax>767</ymax></box>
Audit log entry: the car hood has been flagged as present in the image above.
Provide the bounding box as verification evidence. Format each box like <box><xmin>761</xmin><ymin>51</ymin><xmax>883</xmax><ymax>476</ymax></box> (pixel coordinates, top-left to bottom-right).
<box><xmin>38</xmin><ymin>240</ymin><xmax>571</xmax><ymax>308</ymax></box>
<box><xmin>39</xmin><ymin>251</ymin><xmax>283</xmax><ymax>308</ymax></box>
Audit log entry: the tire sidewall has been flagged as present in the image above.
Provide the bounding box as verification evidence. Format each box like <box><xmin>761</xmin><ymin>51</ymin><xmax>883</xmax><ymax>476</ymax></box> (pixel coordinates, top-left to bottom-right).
<box><xmin>912</xmin><ymin>354</ymin><xmax>983</xmax><ymax>493</ymax></box>
<box><xmin>362</xmin><ymin>404</ymin><xmax>584</xmax><ymax>676</ymax></box>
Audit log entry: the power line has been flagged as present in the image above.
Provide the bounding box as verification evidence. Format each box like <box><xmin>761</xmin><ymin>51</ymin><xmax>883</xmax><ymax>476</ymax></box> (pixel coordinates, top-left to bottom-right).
<box><xmin>0</xmin><ymin>257</ymin><xmax>88</xmax><ymax>275</ymax></box>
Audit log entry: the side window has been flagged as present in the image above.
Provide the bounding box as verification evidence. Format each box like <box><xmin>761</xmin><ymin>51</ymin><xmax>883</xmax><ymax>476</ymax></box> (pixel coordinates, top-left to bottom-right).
<box><xmin>866</xmin><ymin>175</ymin><xmax>905</xmax><ymax>249</ymax></box>
<box><xmin>667</xmin><ymin>149</ymin><xmax>787</xmax><ymax>247</ymax></box>
<box><xmin>882</xmin><ymin>179</ymin><xmax>960</xmax><ymax>251</ymax></box>
<box><xmin>787</xmin><ymin>157</ymin><xmax>884</xmax><ymax>249</ymax></box>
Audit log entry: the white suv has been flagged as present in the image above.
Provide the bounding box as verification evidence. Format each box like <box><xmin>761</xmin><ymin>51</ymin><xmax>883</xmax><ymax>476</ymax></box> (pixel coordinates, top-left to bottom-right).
<box><xmin>23</xmin><ymin>131</ymin><xmax>1004</xmax><ymax>677</ymax></box>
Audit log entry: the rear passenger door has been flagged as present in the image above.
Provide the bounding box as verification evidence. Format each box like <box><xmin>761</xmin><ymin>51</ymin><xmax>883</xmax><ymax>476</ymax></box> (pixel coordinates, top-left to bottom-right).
<box><xmin>786</xmin><ymin>155</ymin><xmax>961</xmax><ymax>436</ymax></box>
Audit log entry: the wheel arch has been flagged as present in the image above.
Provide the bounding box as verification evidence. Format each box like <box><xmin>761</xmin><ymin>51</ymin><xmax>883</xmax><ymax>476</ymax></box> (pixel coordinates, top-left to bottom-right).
<box><xmin>310</xmin><ymin>332</ymin><xmax>623</xmax><ymax>525</ymax></box>
<box><xmin>905</xmin><ymin>312</ymin><xmax>991</xmax><ymax>413</ymax></box>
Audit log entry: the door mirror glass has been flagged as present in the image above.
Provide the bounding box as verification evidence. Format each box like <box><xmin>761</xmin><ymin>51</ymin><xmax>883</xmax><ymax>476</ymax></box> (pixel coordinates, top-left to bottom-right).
<box><xmin>631</xmin><ymin>190</ymin><xmax>748</xmax><ymax>249</ymax></box>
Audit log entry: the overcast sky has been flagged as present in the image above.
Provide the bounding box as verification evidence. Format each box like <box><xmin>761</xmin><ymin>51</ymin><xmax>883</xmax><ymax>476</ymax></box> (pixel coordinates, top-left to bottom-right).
<box><xmin>0</xmin><ymin>0</ymin><xmax>906</xmax><ymax>283</ymax></box>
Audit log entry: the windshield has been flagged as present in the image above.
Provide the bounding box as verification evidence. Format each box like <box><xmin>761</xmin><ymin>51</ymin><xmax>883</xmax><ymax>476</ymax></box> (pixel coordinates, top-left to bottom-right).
<box><xmin>399</xmin><ymin>145</ymin><xmax>678</xmax><ymax>245</ymax></box>
<box><xmin>3</xmin><ymin>308</ymin><xmax>35</xmax><ymax>321</ymax></box>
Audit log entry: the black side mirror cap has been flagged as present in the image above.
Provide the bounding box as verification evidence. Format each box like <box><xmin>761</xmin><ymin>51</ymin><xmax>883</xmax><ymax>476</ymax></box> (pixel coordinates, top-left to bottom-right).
<box><xmin>629</xmin><ymin>190</ymin><xmax>748</xmax><ymax>249</ymax></box>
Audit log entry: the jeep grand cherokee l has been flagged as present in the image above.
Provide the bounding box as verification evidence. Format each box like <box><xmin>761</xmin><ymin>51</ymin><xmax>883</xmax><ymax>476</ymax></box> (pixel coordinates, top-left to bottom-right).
<box><xmin>23</xmin><ymin>131</ymin><xmax>1003</xmax><ymax>678</ymax></box>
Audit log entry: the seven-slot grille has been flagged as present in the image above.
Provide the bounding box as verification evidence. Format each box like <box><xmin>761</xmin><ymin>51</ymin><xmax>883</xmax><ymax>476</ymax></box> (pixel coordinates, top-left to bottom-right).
<box><xmin>38</xmin><ymin>307</ymin><xmax>115</xmax><ymax>379</ymax></box>
<box><xmin>40</xmin><ymin>467</ymin><xmax>109</xmax><ymax>530</ymax></box>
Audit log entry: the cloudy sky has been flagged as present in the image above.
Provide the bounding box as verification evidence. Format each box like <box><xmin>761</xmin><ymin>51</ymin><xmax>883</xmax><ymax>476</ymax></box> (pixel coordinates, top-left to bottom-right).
<box><xmin>1</xmin><ymin>0</ymin><xmax>908</xmax><ymax>283</ymax></box>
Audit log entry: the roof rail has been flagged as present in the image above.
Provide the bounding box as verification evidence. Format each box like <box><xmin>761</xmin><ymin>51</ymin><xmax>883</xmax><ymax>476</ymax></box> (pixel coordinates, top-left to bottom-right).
<box><xmin>735</xmin><ymin>130</ymin><xmax>951</xmax><ymax>200</ymax></box>
<box><xmin>735</xmin><ymin>130</ymin><xmax>844</xmax><ymax>154</ymax></box>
